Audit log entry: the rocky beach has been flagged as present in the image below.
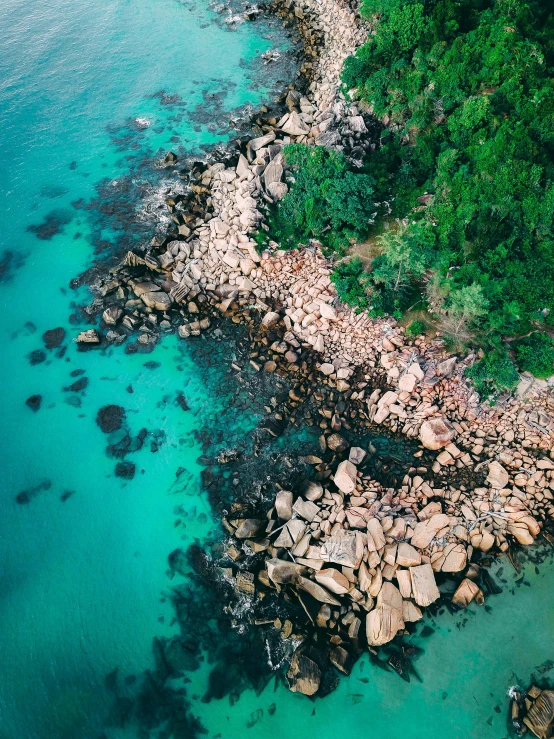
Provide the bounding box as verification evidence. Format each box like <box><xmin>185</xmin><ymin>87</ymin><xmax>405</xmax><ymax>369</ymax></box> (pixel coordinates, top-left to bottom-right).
<box><xmin>68</xmin><ymin>0</ymin><xmax>554</xmax><ymax>716</ymax></box>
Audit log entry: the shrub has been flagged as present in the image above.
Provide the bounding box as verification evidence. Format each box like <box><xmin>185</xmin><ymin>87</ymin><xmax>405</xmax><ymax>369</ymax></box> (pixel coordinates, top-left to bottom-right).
<box><xmin>262</xmin><ymin>145</ymin><xmax>377</xmax><ymax>254</ymax></box>
<box><xmin>405</xmin><ymin>320</ymin><xmax>426</xmax><ymax>338</ymax></box>
<box><xmin>330</xmin><ymin>258</ymin><xmax>373</xmax><ymax>311</ymax></box>
<box><xmin>465</xmin><ymin>350</ymin><xmax>519</xmax><ymax>400</ymax></box>
<box><xmin>514</xmin><ymin>333</ymin><xmax>554</xmax><ymax>379</ymax></box>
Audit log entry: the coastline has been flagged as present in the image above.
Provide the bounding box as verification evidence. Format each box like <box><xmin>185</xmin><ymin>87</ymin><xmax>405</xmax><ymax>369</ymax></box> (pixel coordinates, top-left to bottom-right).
<box><xmin>74</xmin><ymin>0</ymin><xmax>554</xmax><ymax>699</ymax></box>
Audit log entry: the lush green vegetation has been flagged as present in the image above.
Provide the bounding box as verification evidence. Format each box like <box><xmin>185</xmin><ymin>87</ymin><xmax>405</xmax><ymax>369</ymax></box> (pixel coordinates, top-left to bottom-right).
<box><xmin>261</xmin><ymin>0</ymin><xmax>554</xmax><ymax>387</ymax></box>
<box><xmin>255</xmin><ymin>145</ymin><xmax>376</xmax><ymax>254</ymax></box>
<box><xmin>405</xmin><ymin>320</ymin><xmax>426</xmax><ymax>338</ymax></box>
<box><xmin>514</xmin><ymin>332</ymin><xmax>554</xmax><ymax>378</ymax></box>
<box><xmin>330</xmin><ymin>257</ymin><xmax>373</xmax><ymax>310</ymax></box>
<box><xmin>465</xmin><ymin>349</ymin><xmax>520</xmax><ymax>400</ymax></box>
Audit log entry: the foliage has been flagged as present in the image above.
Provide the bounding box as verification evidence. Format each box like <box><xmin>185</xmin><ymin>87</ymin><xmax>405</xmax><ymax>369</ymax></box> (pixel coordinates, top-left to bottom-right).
<box><xmin>405</xmin><ymin>320</ymin><xmax>426</xmax><ymax>337</ymax></box>
<box><xmin>261</xmin><ymin>145</ymin><xmax>377</xmax><ymax>253</ymax></box>
<box><xmin>340</xmin><ymin>0</ymin><xmax>554</xmax><ymax>352</ymax></box>
<box><xmin>465</xmin><ymin>349</ymin><xmax>519</xmax><ymax>400</ymax></box>
<box><xmin>514</xmin><ymin>332</ymin><xmax>554</xmax><ymax>379</ymax></box>
<box><xmin>330</xmin><ymin>258</ymin><xmax>373</xmax><ymax>311</ymax></box>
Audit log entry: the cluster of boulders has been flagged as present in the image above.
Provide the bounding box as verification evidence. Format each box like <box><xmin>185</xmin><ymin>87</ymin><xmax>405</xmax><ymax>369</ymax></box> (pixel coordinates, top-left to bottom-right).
<box><xmin>222</xmin><ymin>414</ymin><xmax>553</xmax><ymax>693</ymax></box>
<box><xmin>75</xmin><ymin>0</ymin><xmax>554</xmax><ymax>697</ymax></box>
<box><xmin>510</xmin><ymin>684</ymin><xmax>554</xmax><ymax>738</ymax></box>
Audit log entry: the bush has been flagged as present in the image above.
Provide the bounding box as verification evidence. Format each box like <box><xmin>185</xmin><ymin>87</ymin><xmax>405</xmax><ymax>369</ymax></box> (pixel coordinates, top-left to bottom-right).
<box><xmin>465</xmin><ymin>350</ymin><xmax>519</xmax><ymax>401</ymax></box>
<box><xmin>405</xmin><ymin>320</ymin><xmax>426</xmax><ymax>338</ymax></box>
<box><xmin>330</xmin><ymin>258</ymin><xmax>372</xmax><ymax>311</ymax></box>
<box><xmin>514</xmin><ymin>333</ymin><xmax>554</xmax><ymax>379</ymax></box>
<box><xmin>262</xmin><ymin>145</ymin><xmax>377</xmax><ymax>254</ymax></box>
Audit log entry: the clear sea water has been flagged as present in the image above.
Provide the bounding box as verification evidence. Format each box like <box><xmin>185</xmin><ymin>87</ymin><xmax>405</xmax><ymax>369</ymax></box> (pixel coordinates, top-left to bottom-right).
<box><xmin>0</xmin><ymin>0</ymin><xmax>553</xmax><ymax>737</ymax></box>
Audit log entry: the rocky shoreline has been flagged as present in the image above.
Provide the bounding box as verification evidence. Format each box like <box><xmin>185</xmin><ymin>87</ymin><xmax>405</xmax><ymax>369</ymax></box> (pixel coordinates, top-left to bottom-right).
<box><xmin>73</xmin><ymin>0</ymin><xmax>554</xmax><ymax>698</ymax></box>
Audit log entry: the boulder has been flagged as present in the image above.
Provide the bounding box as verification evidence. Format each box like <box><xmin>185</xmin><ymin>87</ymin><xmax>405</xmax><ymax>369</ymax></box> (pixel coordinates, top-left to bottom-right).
<box><xmin>508</xmin><ymin>522</ymin><xmax>535</xmax><ymax>545</ymax></box>
<box><xmin>402</xmin><ymin>600</ymin><xmax>423</xmax><ymax>623</ymax></box>
<box><xmin>525</xmin><ymin>690</ymin><xmax>554</xmax><ymax>739</ymax></box>
<box><xmin>410</xmin><ymin>513</ymin><xmax>450</xmax><ymax>549</ymax></box>
<box><xmin>367</xmin><ymin>518</ymin><xmax>386</xmax><ymax>550</ymax></box>
<box><xmin>281</xmin><ymin>110</ymin><xmax>310</xmax><ymax>136</ymax></box>
<box><xmin>249</xmin><ymin>132</ymin><xmax>275</xmax><ymax>152</ymax></box>
<box><xmin>275</xmin><ymin>490</ymin><xmax>293</xmax><ymax>520</ymax></box>
<box><xmin>441</xmin><ymin>544</ymin><xmax>467</xmax><ymax>572</ymax></box>
<box><xmin>319</xmin><ymin>303</ymin><xmax>337</xmax><ymax>320</ymax></box>
<box><xmin>263</xmin><ymin>157</ymin><xmax>283</xmax><ymax>188</ymax></box>
<box><xmin>287</xmin><ymin>649</ymin><xmax>321</xmax><ymax>696</ymax></box>
<box><xmin>396</xmin><ymin>542</ymin><xmax>421</xmax><ymax>567</ymax></box>
<box><xmin>436</xmin><ymin>356</ymin><xmax>457</xmax><ymax>378</ymax></box>
<box><xmin>327</xmin><ymin>433</ymin><xmax>348</xmax><ymax>452</ymax></box>
<box><xmin>349</xmin><ymin>447</ymin><xmax>367</xmax><ymax>465</ymax></box>
<box><xmin>297</xmin><ymin>576</ymin><xmax>341</xmax><ymax>605</ymax></box>
<box><xmin>102</xmin><ymin>307</ymin><xmax>122</xmax><ymax>325</ymax></box>
<box><xmin>262</xmin><ymin>311</ymin><xmax>280</xmax><ymax>329</ymax></box>
<box><xmin>366</xmin><ymin>605</ymin><xmax>404</xmax><ymax>646</ymax></box>
<box><xmin>329</xmin><ymin>646</ymin><xmax>353</xmax><ymax>675</ymax></box>
<box><xmin>486</xmin><ymin>461</ymin><xmax>509</xmax><ymax>489</ymax></box>
<box><xmin>377</xmin><ymin>582</ymin><xmax>403</xmax><ymax>612</ymax></box>
<box><xmin>292</xmin><ymin>498</ymin><xmax>319</xmax><ymax>522</ymax></box>
<box><xmin>234</xmin><ymin>519</ymin><xmax>263</xmax><ymax>538</ymax></box>
<box><xmin>419</xmin><ymin>417</ymin><xmax>455</xmax><ymax>450</ymax></box>
<box><xmin>303</xmin><ymin>481</ymin><xmax>323</xmax><ymax>501</ymax></box>
<box><xmin>451</xmin><ymin>578</ymin><xmax>483</xmax><ymax>608</ymax></box>
<box><xmin>266</xmin><ymin>559</ymin><xmax>306</xmax><ymax>585</ymax></box>
<box><xmin>315</xmin><ymin>568</ymin><xmax>350</xmax><ymax>595</ymax></box>
<box><xmin>321</xmin><ymin>531</ymin><xmax>359</xmax><ymax>568</ymax></box>
<box><xmin>334</xmin><ymin>460</ymin><xmax>357</xmax><ymax>494</ymax></box>
<box><xmin>141</xmin><ymin>291</ymin><xmax>172</xmax><ymax>311</ymax></box>
<box><xmin>75</xmin><ymin>329</ymin><xmax>101</xmax><ymax>344</ymax></box>
<box><xmin>409</xmin><ymin>564</ymin><xmax>440</xmax><ymax>607</ymax></box>
<box><xmin>319</xmin><ymin>362</ymin><xmax>335</xmax><ymax>376</ymax></box>
<box><xmin>133</xmin><ymin>280</ymin><xmax>160</xmax><ymax>297</ymax></box>
<box><xmin>398</xmin><ymin>373</ymin><xmax>416</xmax><ymax>393</ymax></box>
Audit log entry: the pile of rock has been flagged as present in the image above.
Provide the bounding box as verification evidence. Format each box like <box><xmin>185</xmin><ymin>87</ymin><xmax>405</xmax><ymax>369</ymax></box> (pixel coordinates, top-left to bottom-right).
<box><xmin>510</xmin><ymin>684</ymin><xmax>554</xmax><ymax>738</ymax></box>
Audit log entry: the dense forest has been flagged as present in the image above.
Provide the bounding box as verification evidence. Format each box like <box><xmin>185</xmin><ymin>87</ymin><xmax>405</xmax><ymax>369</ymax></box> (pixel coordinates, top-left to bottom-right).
<box><xmin>260</xmin><ymin>0</ymin><xmax>554</xmax><ymax>395</ymax></box>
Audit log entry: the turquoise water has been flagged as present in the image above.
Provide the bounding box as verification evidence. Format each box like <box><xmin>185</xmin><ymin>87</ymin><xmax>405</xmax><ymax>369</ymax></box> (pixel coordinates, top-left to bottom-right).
<box><xmin>1</xmin><ymin>0</ymin><xmax>554</xmax><ymax>737</ymax></box>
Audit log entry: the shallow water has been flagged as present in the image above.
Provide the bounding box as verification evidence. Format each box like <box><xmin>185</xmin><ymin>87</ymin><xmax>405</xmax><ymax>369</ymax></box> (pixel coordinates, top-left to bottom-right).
<box><xmin>1</xmin><ymin>0</ymin><xmax>554</xmax><ymax>738</ymax></box>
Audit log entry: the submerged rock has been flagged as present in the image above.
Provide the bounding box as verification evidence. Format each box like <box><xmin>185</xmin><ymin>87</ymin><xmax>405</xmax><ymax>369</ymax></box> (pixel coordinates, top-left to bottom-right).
<box><xmin>115</xmin><ymin>461</ymin><xmax>135</xmax><ymax>479</ymax></box>
<box><xmin>25</xmin><ymin>394</ymin><xmax>42</xmax><ymax>412</ymax></box>
<box><xmin>29</xmin><ymin>349</ymin><xmax>47</xmax><ymax>365</ymax></box>
<box><xmin>42</xmin><ymin>327</ymin><xmax>66</xmax><ymax>349</ymax></box>
<box><xmin>96</xmin><ymin>404</ymin><xmax>125</xmax><ymax>433</ymax></box>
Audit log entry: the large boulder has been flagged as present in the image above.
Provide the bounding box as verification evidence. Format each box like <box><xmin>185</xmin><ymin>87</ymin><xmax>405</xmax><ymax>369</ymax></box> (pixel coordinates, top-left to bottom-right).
<box><xmin>234</xmin><ymin>519</ymin><xmax>263</xmax><ymax>538</ymax></box>
<box><xmin>410</xmin><ymin>513</ymin><xmax>450</xmax><ymax>549</ymax></box>
<box><xmin>297</xmin><ymin>576</ymin><xmax>341</xmax><ymax>605</ymax></box>
<box><xmin>266</xmin><ymin>558</ymin><xmax>306</xmax><ymax>585</ymax></box>
<box><xmin>525</xmin><ymin>690</ymin><xmax>554</xmax><ymax>739</ymax></box>
<box><xmin>275</xmin><ymin>490</ymin><xmax>293</xmax><ymax>520</ymax></box>
<box><xmin>334</xmin><ymin>460</ymin><xmax>357</xmax><ymax>494</ymax></box>
<box><xmin>141</xmin><ymin>291</ymin><xmax>172</xmax><ymax>311</ymax></box>
<box><xmin>419</xmin><ymin>417</ymin><xmax>455</xmax><ymax>450</ymax></box>
<box><xmin>262</xmin><ymin>311</ymin><xmax>280</xmax><ymax>329</ymax></box>
<box><xmin>315</xmin><ymin>568</ymin><xmax>350</xmax><ymax>595</ymax></box>
<box><xmin>366</xmin><ymin>605</ymin><xmax>404</xmax><ymax>646</ymax></box>
<box><xmin>409</xmin><ymin>564</ymin><xmax>440</xmax><ymax>607</ymax></box>
<box><xmin>486</xmin><ymin>460</ymin><xmax>509</xmax><ymax>489</ymax></box>
<box><xmin>396</xmin><ymin>542</ymin><xmax>422</xmax><ymax>567</ymax></box>
<box><xmin>287</xmin><ymin>649</ymin><xmax>321</xmax><ymax>696</ymax></box>
<box><xmin>320</xmin><ymin>530</ymin><xmax>360</xmax><ymax>568</ymax></box>
<box><xmin>452</xmin><ymin>578</ymin><xmax>483</xmax><ymax>608</ymax></box>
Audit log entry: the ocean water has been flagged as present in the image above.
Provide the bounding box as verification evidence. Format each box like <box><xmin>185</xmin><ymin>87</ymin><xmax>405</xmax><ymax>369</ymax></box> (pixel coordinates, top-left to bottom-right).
<box><xmin>1</xmin><ymin>1</ymin><xmax>553</xmax><ymax>738</ymax></box>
